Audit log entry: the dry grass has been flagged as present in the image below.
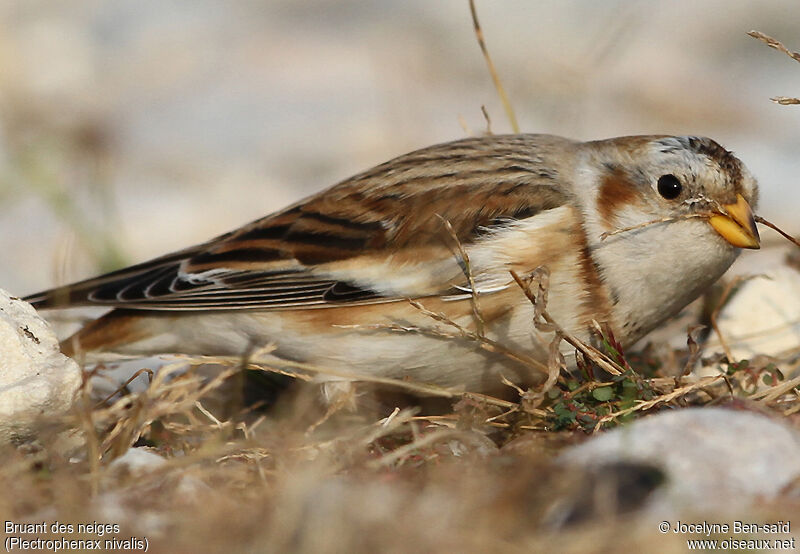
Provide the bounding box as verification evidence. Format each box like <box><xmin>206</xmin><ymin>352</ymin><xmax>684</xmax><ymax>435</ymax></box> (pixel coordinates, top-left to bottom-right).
<box><xmin>469</xmin><ymin>0</ymin><xmax>520</xmax><ymax>134</ymax></box>
<box><xmin>748</xmin><ymin>31</ymin><xmax>800</xmax><ymax>105</ymax></box>
<box><xmin>3</xmin><ymin>271</ymin><xmax>800</xmax><ymax>552</ymax></box>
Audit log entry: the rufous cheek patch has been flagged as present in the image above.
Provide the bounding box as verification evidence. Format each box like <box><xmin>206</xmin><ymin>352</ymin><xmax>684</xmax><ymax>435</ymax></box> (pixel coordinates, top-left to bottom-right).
<box><xmin>597</xmin><ymin>168</ymin><xmax>641</xmax><ymax>228</ymax></box>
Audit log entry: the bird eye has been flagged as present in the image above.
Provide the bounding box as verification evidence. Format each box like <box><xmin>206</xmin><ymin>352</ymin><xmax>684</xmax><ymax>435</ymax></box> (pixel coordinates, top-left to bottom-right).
<box><xmin>657</xmin><ymin>174</ymin><xmax>682</xmax><ymax>200</ymax></box>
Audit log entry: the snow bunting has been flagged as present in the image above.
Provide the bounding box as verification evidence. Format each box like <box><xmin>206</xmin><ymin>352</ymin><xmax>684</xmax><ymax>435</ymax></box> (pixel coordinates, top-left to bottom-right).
<box><xmin>25</xmin><ymin>134</ymin><xmax>759</xmax><ymax>394</ymax></box>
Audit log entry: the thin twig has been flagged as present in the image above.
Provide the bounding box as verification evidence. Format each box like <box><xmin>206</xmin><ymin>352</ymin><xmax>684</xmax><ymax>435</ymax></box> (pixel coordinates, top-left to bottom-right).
<box><xmin>305</xmin><ymin>389</ymin><xmax>354</xmax><ymax>435</ymax></box>
<box><xmin>748</xmin><ymin>31</ymin><xmax>800</xmax><ymax>106</ymax></box>
<box><xmin>750</xmin><ymin>373</ymin><xmax>800</xmax><ymax>404</ymax></box>
<box><xmin>480</xmin><ymin>105</ymin><xmax>493</xmax><ymax>134</ymax></box>
<box><xmin>510</xmin><ymin>269</ymin><xmax>624</xmax><ymax>376</ymax></box>
<box><xmin>603</xmin><ymin>211</ymin><xmax>799</xmax><ymax>257</ymax></box>
<box><xmin>437</xmin><ymin>215</ymin><xmax>486</xmax><ymax>336</ymax></box>
<box><xmin>366</xmin><ymin>429</ymin><xmax>460</xmax><ymax>469</ymax></box>
<box><xmin>681</xmin><ymin>324</ymin><xmax>706</xmax><ymax>377</ymax></box>
<box><xmin>96</xmin><ymin>367</ymin><xmax>154</xmax><ymax>407</ymax></box>
<box><xmin>542</xmin><ymin>334</ymin><xmax>565</xmax><ymax>397</ymax></box>
<box><xmin>497</xmin><ymin>375</ymin><xmax>550</xmax><ymax>417</ymax></box>
<box><xmin>469</xmin><ymin>0</ymin><xmax>519</xmax><ymax>133</ymax></box>
<box><xmin>405</xmin><ymin>299</ymin><xmax>549</xmax><ymax>375</ymax></box>
<box><xmin>600</xmin><ymin>213</ymin><xmax>711</xmax><ymax>240</ymax></box>
<box><xmin>77</xmin><ymin>385</ymin><xmax>102</xmax><ymax>496</ymax></box>
<box><xmin>755</xmin><ymin>215</ymin><xmax>800</xmax><ymax>248</ymax></box>
<box><xmin>195</xmin><ymin>401</ymin><xmax>224</xmax><ymax>428</ymax></box>
<box><xmin>771</xmin><ymin>96</ymin><xmax>800</xmax><ymax>105</ymax></box>
<box><xmin>748</xmin><ymin>31</ymin><xmax>800</xmax><ymax>64</ymax></box>
<box><xmin>594</xmin><ymin>375</ymin><xmax>726</xmax><ymax>430</ymax></box>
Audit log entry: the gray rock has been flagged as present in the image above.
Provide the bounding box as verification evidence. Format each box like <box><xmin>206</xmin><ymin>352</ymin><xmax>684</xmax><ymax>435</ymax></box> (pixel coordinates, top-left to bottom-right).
<box><xmin>558</xmin><ymin>407</ymin><xmax>800</xmax><ymax>515</ymax></box>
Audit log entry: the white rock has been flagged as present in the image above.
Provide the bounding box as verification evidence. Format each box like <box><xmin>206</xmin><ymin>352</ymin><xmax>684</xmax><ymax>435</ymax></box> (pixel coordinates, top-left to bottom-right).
<box><xmin>712</xmin><ymin>266</ymin><xmax>800</xmax><ymax>361</ymax></box>
<box><xmin>109</xmin><ymin>447</ymin><xmax>167</xmax><ymax>475</ymax></box>
<box><xmin>106</xmin><ymin>447</ymin><xmax>209</xmax><ymax>503</ymax></box>
<box><xmin>0</xmin><ymin>288</ymin><xmax>81</xmax><ymax>440</ymax></box>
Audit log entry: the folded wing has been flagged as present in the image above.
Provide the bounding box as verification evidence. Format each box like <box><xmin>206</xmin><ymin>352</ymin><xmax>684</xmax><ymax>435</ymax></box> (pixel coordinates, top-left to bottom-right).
<box><xmin>25</xmin><ymin>134</ymin><xmax>574</xmax><ymax>311</ymax></box>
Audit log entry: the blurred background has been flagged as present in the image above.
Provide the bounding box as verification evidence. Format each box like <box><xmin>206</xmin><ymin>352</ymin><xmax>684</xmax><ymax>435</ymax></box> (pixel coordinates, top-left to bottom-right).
<box><xmin>1</xmin><ymin>0</ymin><xmax>799</xmax><ymax>296</ymax></box>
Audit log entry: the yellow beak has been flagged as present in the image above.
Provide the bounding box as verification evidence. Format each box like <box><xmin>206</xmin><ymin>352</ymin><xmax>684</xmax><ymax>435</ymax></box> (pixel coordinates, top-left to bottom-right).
<box><xmin>708</xmin><ymin>194</ymin><xmax>760</xmax><ymax>249</ymax></box>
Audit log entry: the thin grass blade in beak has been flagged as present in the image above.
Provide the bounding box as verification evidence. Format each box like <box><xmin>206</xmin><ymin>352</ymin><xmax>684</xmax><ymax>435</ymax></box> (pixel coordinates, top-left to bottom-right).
<box><xmin>708</xmin><ymin>194</ymin><xmax>760</xmax><ymax>249</ymax></box>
